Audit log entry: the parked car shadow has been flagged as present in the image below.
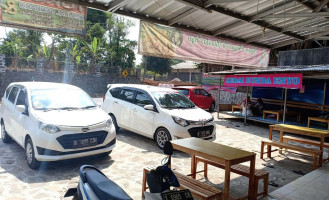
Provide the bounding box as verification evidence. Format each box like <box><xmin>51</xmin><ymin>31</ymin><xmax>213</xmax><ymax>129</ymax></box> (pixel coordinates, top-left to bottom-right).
<box><xmin>0</xmin><ymin>140</ymin><xmax>114</xmax><ymax>184</ymax></box>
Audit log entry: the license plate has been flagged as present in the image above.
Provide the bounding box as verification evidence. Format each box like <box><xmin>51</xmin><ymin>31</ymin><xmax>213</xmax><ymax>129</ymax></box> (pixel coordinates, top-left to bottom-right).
<box><xmin>197</xmin><ymin>130</ymin><xmax>211</xmax><ymax>137</ymax></box>
<box><xmin>73</xmin><ymin>138</ymin><xmax>98</xmax><ymax>148</ymax></box>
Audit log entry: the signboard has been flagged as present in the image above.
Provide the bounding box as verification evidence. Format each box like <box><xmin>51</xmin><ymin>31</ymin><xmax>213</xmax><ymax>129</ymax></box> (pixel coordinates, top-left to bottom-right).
<box><xmin>139</xmin><ymin>21</ymin><xmax>270</xmax><ymax>68</ymax></box>
<box><xmin>0</xmin><ymin>54</ymin><xmax>5</xmax><ymax>74</ymax></box>
<box><xmin>36</xmin><ymin>58</ymin><xmax>43</xmax><ymax>74</ymax></box>
<box><xmin>0</xmin><ymin>0</ymin><xmax>87</xmax><ymax>36</ymax></box>
<box><xmin>223</xmin><ymin>73</ymin><xmax>303</xmax><ymax>89</ymax></box>
<box><xmin>161</xmin><ymin>189</ymin><xmax>194</xmax><ymax>200</ymax></box>
<box><xmin>122</xmin><ymin>69</ymin><xmax>128</xmax><ymax>77</ymax></box>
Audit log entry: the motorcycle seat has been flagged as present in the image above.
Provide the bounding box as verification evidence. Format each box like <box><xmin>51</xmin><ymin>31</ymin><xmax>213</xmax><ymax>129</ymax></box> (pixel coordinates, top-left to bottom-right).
<box><xmin>85</xmin><ymin>169</ymin><xmax>132</xmax><ymax>200</ymax></box>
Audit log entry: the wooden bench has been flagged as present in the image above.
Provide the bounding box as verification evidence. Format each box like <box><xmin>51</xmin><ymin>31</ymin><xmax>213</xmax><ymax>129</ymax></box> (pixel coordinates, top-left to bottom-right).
<box><xmin>260</xmin><ymin>140</ymin><xmax>323</xmax><ymax>170</ymax></box>
<box><xmin>194</xmin><ymin>157</ymin><xmax>269</xmax><ymax>199</ymax></box>
<box><xmin>142</xmin><ymin>167</ymin><xmax>222</xmax><ymax>200</ymax></box>
<box><xmin>308</xmin><ymin>117</ymin><xmax>329</xmax><ymax>130</ymax></box>
<box><xmin>283</xmin><ymin>135</ymin><xmax>329</xmax><ymax>160</ymax></box>
<box><xmin>232</xmin><ymin>105</ymin><xmax>242</xmax><ymax>113</ymax></box>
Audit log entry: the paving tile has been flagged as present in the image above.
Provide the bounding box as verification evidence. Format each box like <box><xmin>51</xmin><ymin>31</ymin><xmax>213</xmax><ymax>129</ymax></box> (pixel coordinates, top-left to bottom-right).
<box><xmin>284</xmin><ymin>187</ymin><xmax>328</xmax><ymax>200</ymax></box>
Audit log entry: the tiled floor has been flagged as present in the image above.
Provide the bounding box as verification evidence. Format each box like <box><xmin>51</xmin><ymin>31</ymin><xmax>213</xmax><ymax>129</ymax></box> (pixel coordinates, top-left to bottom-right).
<box><xmin>263</xmin><ymin>164</ymin><xmax>329</xmax><ymax>200</ymax></box>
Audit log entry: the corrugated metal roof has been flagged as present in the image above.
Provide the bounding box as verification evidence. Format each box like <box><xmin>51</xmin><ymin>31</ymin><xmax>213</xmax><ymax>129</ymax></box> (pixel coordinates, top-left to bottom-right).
<box><xmin>73</xmin><ymin>0</ymin><xmax>329</xmax><ymax>49</ymax></box>
<box><xmin>209</xmin><ymin>65</ymin><xmax>329</xmax><ymax>75</ymax></box>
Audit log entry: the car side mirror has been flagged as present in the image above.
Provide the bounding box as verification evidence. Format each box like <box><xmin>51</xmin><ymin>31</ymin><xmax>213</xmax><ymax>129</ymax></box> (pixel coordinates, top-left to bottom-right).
<box><xmin>16</xmin><ymin>105</ymin><xmax>26</xmax><ymax>113</ymax></box>
<box><xmin>144</xmin><ymin>104</ymin><xmax>154</xmax><ymax>111</ymax></box>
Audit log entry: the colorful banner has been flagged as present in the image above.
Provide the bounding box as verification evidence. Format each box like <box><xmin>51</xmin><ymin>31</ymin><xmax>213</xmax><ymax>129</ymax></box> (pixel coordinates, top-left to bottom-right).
<box><xmin>202</xmin><ymin>73</ymin><xmax>222</xmax><ymax>86</ymax></box>
<box><xmin>139</xmin><ymin>21</ymin><xmax>270</xmax><ymax>68</ymax></box>
<box><xmin>223</xmin><ymin>73</ymin><xmax>303</xmax><ymax>89</ymax></box>
<box><xmin>0</xmin><ymin>0</ymin><xmax>87</xmax><ymax>36</ymax></box>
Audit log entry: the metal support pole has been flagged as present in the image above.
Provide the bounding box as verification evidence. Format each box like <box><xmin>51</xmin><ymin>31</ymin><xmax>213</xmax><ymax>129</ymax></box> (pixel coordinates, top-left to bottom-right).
<box><xmin>283</xmin><ymin>88</ymin><xmax>287</xmax><ymax>124</ymax></box>
<box><xmin>244</xmin><ymin>86</ymin><xmax>248</xmax><ymax>125</ymax></box>
<box><xmin>322</xmin><ymin>81</ymin><xmax>327</xmax><ymax>112</ymax></box>
<box><xmin>189</xmin><ymin>72</ymin><xmax>192</xmax><ymax>83</ymax></box>
<box><xmin>217</xmin><ymin>77</ymin><xmax>221</xmax><ymax>119</ymax></box>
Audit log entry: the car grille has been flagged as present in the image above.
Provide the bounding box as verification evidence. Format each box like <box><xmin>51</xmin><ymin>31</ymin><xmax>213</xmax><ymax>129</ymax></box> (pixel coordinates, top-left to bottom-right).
<box><xmin>188</xmin><ymin>125</ymin><xmax>214</xmax><ymax>138</ymax></box>
<box><xmin>56</xmin><ymin>131</ymin><xmax>108</xmax><ymax>149</ymax></box>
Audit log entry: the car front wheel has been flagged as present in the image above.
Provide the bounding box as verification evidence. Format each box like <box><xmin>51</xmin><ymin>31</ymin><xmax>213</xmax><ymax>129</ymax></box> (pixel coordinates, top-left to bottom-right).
<box><xmin>1</xmin><ymin>121</ymin><xmax>12</xmax><ymax>143</ymax></box>
<box><xmin>26</xmin><ymin>138</ymin><xmax>40</xmax><ymax>169</ymax></box>
<box><xmin>209</xmin><ymin>103</ymin><xmax>215</xmax><ymax>112</ymax></box>
<box><xmin>155</xmin><ymin>128</ymin><xmax>172</xmax><ymax>149</ymax></box>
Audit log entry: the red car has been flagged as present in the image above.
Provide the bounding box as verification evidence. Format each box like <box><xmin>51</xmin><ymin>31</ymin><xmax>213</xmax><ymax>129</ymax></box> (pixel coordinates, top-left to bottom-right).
<box><xmin>172</xmin><ymin>86</ymin><xmax>215</xmax><ymax>111</ymax></box>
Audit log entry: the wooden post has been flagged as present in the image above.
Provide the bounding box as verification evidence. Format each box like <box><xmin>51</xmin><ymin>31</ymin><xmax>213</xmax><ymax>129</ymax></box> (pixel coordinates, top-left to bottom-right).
<box><xmin>217</xmin><ymin>77</ymin><xmax>221</xmax><ymax>119</ymax></box>
<box><xmin>283</xmin><ymin>88</ymin><xmax>287</xmax><ymax>124</ymax></box>
<box><xmin>191</xmin><ymin>154</ymin><xmax>196</xmax><ymax>179</ymax></box>
<box><xmin>244</xmin><ymin>86</ymin><xmax>249</xmax><ymax>125</ymax></box>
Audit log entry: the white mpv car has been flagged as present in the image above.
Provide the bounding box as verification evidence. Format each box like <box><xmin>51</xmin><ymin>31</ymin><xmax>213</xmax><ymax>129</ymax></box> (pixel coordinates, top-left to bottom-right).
<box><xmin>0</xmin><ymin>82</ymin><xmax>116</xmax><ymax>169</ymax></box>
<box><xmin>102</xmin><ymin>84</ymin><xmax>216</xmax><ymax>149</ymax></box>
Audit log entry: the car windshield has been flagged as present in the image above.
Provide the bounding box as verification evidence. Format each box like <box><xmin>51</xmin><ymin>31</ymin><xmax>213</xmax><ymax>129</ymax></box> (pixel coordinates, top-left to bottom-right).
<box><xmin>151</xmin><ymin>91</ymin><xmax>195</xmax><ymax>109</ymax></box>
<box><xmin>31</xmin><ymin>88</ymin><xmax>96</xmax><ymax>110</ymax></box>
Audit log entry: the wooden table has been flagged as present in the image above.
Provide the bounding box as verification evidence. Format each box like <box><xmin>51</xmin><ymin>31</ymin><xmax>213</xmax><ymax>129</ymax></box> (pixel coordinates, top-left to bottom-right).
<box><xmin>308</xmin><ymin>117</ymin><xmax>329</xmax><ymax>130</ymax></box>
<box><xmin>263</xmin><ymin>110</ymin><xmax>301</xmax><ymax>122</ymax></box>
<box><xmin>171</xmin><ymin>138</ymin><xmax>256</xmax><ymax>200</ymax></box>
<box><xmin>269</xmin><ymin>124</ymin><xmax>329</xmax><ymax>167</ymax></box>
<box><xmin>232</xmin><ymin>105</ymin><xmax>242</xmax><ymax>113</ymax></box>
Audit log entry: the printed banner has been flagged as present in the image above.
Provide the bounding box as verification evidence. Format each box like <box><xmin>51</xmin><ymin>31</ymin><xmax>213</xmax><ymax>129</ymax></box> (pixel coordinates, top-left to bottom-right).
<box><xmin>202</xmin><ymin>73</ymin><xmax>222</xmax><ymax>86</ymax></box>
<box><xmin>139</xmin><ymin>21</ymin><xmax>270</xmax><ymax>68</ymax></box>
<box><xmin>223</xmin><ymin>73</ymin><xmax>303</xmax><ymax>89</ymax></box>
<box><xmin>0</xmin><ymin>0</ymin><xmax>87</xmax><ymax>36</ymax></box>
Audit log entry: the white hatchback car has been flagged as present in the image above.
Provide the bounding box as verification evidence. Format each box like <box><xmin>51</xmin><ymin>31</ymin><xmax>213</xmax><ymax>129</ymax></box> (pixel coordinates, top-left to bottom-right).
<box><xmin>0</xmin><ymin>82</ymin><xmax>116</xmax><ymax>169</ymax></box>
<box><xmin>102</xmin><ymin>84</ymin><xmax>216</xmax><ymax>149</ymax></box>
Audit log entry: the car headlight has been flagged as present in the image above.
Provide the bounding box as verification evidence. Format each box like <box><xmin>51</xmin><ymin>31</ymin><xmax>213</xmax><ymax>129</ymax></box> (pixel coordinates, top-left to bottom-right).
<box><xmin>172</xmin><ymin>116</ymin><xmax>189</xmax><ymax>127</ymax></box>
<box><xmin>106</xmin><ymin>119</ymin><xmax>113</xmax><ymax>129</ymax></box>
<box><xmin>39</xmin><ymin>123</ymin><xmax>60</xmax><ymax>134</ymax></box>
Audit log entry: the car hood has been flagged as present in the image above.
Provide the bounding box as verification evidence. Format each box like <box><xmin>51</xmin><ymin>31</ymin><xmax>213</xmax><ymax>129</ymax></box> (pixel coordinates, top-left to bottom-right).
<box><xmin>161</xmin><ymin>107</ymin><xmax>213</xmax><ymax>121</ymax></box>
<box><xmin>33</xmin><ymin>108</ymin><xmax>109</xmax><ymax>126</ymax></box>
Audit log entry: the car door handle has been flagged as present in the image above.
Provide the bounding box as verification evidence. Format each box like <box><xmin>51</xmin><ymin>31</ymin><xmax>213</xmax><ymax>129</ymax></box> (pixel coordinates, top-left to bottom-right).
<box><xmin>114</xmin><ymin>101</ymin><xmax>118</xmax><ymax>104</ymax></box>
<box><xmin>132</xmin><ymin>108</ymin><xmax>137</xmax><ymax>112</ymax></box>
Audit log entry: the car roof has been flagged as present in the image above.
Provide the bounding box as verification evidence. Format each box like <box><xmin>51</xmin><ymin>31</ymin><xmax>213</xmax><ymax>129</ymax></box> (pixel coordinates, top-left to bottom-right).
<box><xmin>172</xmin><ymin>86</ymin><xmax>202</xmax><ymax>89</ymax></box>
<box><xmin>8</xmin><ymin>82</ymin><xmax>81</xmax><ymax>90</ymax></box>
<box><xmin>109</xmin><ymin>84</ymin><xmax>177</xmax><ymax>92</ymax></box>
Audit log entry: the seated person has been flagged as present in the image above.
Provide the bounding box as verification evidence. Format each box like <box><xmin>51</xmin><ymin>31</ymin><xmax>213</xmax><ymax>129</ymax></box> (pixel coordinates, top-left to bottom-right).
<box><xmin>251</xmin><ymin>98</ymin><xmax>264</xmax><ymax>116</ymax></box>
<box><xmin>240</xmin><ymin>96</ymin><xmax>252</xmax><ymax>116</ymax></box>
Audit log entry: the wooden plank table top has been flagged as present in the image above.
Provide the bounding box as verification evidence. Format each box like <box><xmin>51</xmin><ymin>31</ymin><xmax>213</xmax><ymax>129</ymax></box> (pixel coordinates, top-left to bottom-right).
<box><xmin>268</xmin><ymin>124</ymin><xmax>329</xmax><ymax>168</ymax></box>
<box><xmin>308</xmin><ymin>117</ymin><xmax>329</xmax><ymax>130</ymax></box>
<box><xmin>171</xmin><ymin>138</ymin><xmax>256</xmax><ymax>200</ymax></box>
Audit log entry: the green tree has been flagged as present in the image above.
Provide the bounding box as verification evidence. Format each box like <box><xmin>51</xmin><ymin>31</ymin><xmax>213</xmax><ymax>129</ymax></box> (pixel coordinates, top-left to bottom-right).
<box><xmin>142</xmin><ymin>56</ymin><xmax>171</xmax><ymax>79</ymax></box>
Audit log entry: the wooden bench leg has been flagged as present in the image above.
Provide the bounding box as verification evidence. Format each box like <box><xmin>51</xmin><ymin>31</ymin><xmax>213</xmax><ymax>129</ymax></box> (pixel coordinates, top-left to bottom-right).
<box><xmin>260</xmin><ymin>141</ymin><xmax>264</xmax><ymax>159</ymax></box>
<box><xmin>142</xmin><ymin>168</ymin><xmax>147</xmax><ymax>198</ymax></box>
<box><xmin>253</xmin><ymin>177</ymin><xmax>259</xmax><ymax>198</ymax></box>
<box><xmin>313</xmin><ymin>154</ymin><xmax>318</xmax><ymax>170</ymax></box>
<box><xmin>263</xmin><ymin>175</ymin><xmax>269</xmax><ymax>196</ymax></box>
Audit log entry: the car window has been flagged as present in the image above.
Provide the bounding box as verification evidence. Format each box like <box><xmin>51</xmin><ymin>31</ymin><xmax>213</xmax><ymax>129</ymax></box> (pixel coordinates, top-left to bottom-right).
<box><xmin>31</xmin><ymin>88</ymin><xmax>96</xmax><ymax>110</ymax></box>
<box><xmin>201</xmin><ymin>89</ymin><xmax>209</xmax><ymax>96</ymax></box>
<box><xmin>8</xmin><ymin>87</ymin><xmax>19</xmax><ymax>104</ymax></box>
<box><xmin>176</xmin><ymin>89</ymin><xmax>189</xmax><ymax>96</ymax></box>
<box><xmin>194</xmin><ymin>89</ymin><xmax>200</xmax><ymax>95</ymax></box>
<box><xmin>135</xmin><ymin>92</ymin><xmax>152</xmax><ymax>107</ymax></box>
<box><xmin>110</xmin><ymin>87</ymin><xmax>121</xmax><ymax>98</ymax></box>
<box><xmin>16</xmin><ymin>90</ymin><xmax>27</xmax><ymax>106</ymax></box>
<box><xmin>118</xmin><ymin>89</ymin><xmax>135</xmax><ymax>103</ymax></box>
<box><xmin>5</xmin><ymin>86</ymin><xmax>13</xmax><ymax>98</ymax></box>
<box><xmin>152</xmin><ymin>91</ymin><xmax>195</xmax><ymax>109</ymax></box>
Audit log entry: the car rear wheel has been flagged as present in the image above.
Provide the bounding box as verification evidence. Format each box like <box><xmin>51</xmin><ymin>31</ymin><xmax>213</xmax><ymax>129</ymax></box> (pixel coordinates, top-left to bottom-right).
<box><xmin>1</xmin><ymin>121</ymin><xmax>12</xmax><ymax>143</ymax></box>
<box><xmin>26</xmin><ymin>138</ymin><xmax>40</xmax><ymax>169</ymax></box>
<box><xmin>110</xmin><ymin>114</ymin><xmax>120</xmax><ymax>132</ymax></box>
<box><xmin>155</xmin><ymin>128</ymin><xmax>171</xmax><ymax>149</ymax></box>
<box><xmin>209</xmin><ymin>103</ymin><xmax>215</xmax><ymax>112</ymax></box>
